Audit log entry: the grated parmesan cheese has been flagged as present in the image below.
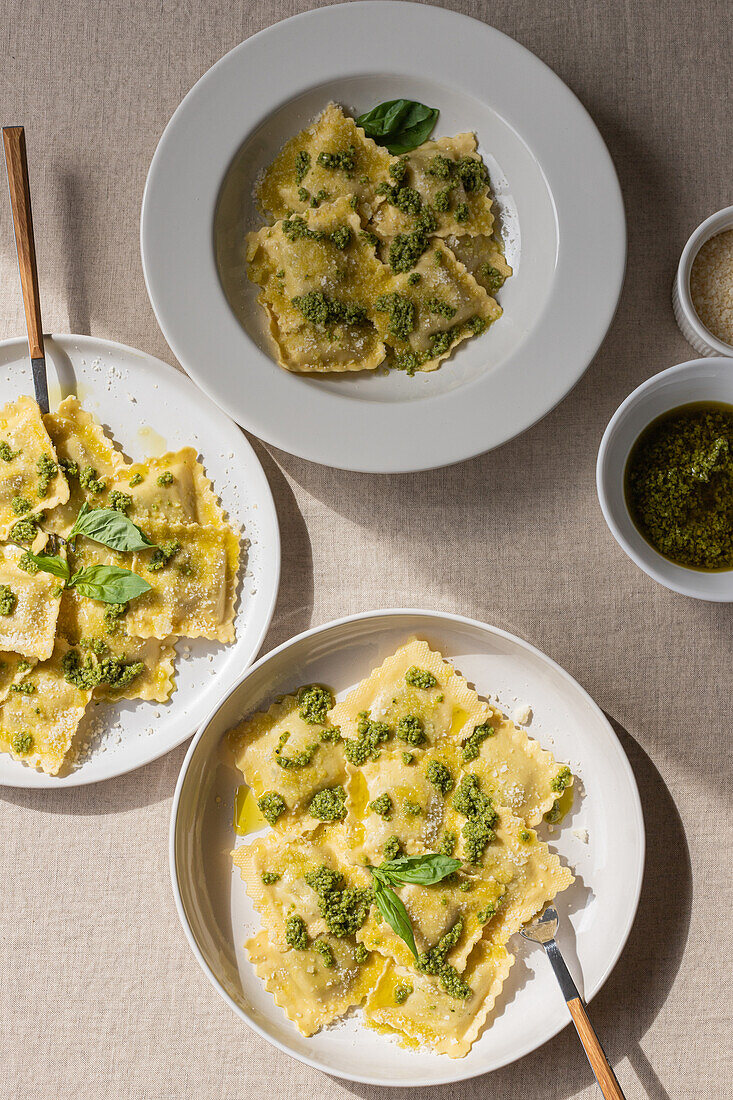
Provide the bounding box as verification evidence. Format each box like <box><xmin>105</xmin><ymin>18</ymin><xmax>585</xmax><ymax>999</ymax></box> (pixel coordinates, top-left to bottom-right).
<box><xmin>689</xmin><ymin>228</ymin><xmax>733</xmax><ymax>346</ymax></box>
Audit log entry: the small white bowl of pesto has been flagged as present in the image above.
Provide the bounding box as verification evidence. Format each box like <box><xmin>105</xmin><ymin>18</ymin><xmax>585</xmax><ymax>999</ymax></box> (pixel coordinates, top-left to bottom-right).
<box><xmin>597</xmin><ymin>357</ymin><xmax>733</xmax><ymax>601</ymax></box>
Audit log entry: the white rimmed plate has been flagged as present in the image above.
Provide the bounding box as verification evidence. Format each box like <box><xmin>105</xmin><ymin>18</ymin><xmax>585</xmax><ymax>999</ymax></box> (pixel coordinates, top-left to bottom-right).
<box><xmin>0</xmin><ymin>334</ymin><xmax>280</xmax><ymax>787</ymax></box>
<box><xmin>141</xmin><ymin>1</ymin><xmax>626</xmax><ymax>473</ymax></box>
<box><xmin>170</xmin><ymin>609</ymin><xmax>644</xmax><ymax>1086</ymax></box>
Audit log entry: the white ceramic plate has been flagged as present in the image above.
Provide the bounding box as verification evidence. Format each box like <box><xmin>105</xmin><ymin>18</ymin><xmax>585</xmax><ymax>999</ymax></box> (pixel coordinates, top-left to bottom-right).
<box><xmin>141</xmin><ymin>1</ymin><xmax>626</xmax><ymax>473</ymax></box>
<box><xmin>0</xmin><ymin>334</ymin><xmax>280</xmax><ymax>788</ymax></box>
<box><xmin>170</xmin><ymin>609</ymin><xmax>644</xmax><ymax>1086</ymax></box>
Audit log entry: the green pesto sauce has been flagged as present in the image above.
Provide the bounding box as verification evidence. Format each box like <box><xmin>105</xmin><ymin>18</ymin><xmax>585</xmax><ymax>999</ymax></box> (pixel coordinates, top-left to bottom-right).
<box><xmin>454</xmin><ymin>202</ymin><xmax>469</xmax><ymax>224</ymax></box>
<box><xmin>108</xmin><ymin>490</ymin><xmax>132</xmax><ymax>514</ymax></box>
<box><xmin>383</xmin><ymin>835</ymin><xmax>402</xmax><ymax>860</ymax></box>
<box><xmin>257</xmin><ymin>790</ymin><xmax>286</xmax><ymax>826</ymax></box>
<box><xmin>313</xmin><ymin>939</ymin><xmax>336</xmax><ymax>967</ymax></box>
<box><xmin>320</xmin><ymin>726</ymin><xmax>342</xmax><ymax>743</ymax></box>
<box><xmin>10</xmin><ymin>680</ymin><xmax>35</xmax><ymax>694</ymax></box>
<box><xmin>407</xmin><ymin>272</ymin><xmax>421</xmax><ymax>286</ymax></box>
<box><xmin>393</xmin><ymin>982</ymin><xmax>413</xmax><ymax>1004</ymax></box>
<box><xmin>343</xmin><ymin>710</ymin><xmax>391</xmax><ymax>765</ymax></box>
<box><xmin>61</xmin><ymin>648</ymin><xmax>144</xmax><ymax>691</ymax></box>
<box><xmin>36</xmin><ymin>453</ymin><xmax>57</xmax><ymax>497</ymax></box>
<box><xmin>426</xmin><ymin>155</ymin><xmax>453</xmax><ymax>180</ymax></box>
<box><xmin>624</xmin><ymin>402</ymin><xmax>733</xmax><ymax>570</ymax></box>
<box><xmin>274</xmin><ymin>730</ymin><xmax>318</xmax><ymax>769</ymax></box>
<box><xmin>403</xmin><ymin>799</ymin><xmax>421</xmax><ymax>816</ymax></box>
<box><xmin>261</xmin><ymin>871</ymin><xmax>281</xmax><ymax>885</ymax></box>
<box><xmin>452</xmin><ymin>774</ymin><xmax>498</xmax><ymax>864</ymax></box>
<box><xmin>426</xmin><ymin>297</ymin><xmax>457</xmax><ymax>320</ymax></box>
<box><xmin>317</xmin><ymin>144</ymin><xmax>356</xmax><ymax>173</ymax></box>
<box><xmin>550</xmin><ymin>765</ymin><xmax>572</xmax><ymax>794</ymax></box>
<box><xmin>16</xmin><ymin>659</ymin><xmax>32</xmax><ymax>674</ymax></box>
<box><xmin>304</xmin><ymin>864</ymin><xmax>373</xmax><ymax>937</ymax></box>
<box><xmin>439</xmin><ymin>831</ymin><xmax>457</xmax><ymax>857</ymax></box>
<box><xmin>11</xmin><ymin>496</ymin><xmax>30</xmax><ymax>516</ymax></box>
<box><xmin>425</xmin><ymin>759</ymin><xmax>454</xmax><ymax>795</ymax></box>
<box><xmin>60</xmin><ymin>458</ymin><xmax>79</xmax><ymax>479</ymax></box>
<box><xmin>291</xmin><ymin>291</ymin><xmax>367</xmax><ymax>330</ymax></box>
<box><xmin>369</xmin><ymin>792</ymin><xmax>393</xmax><ymax>820</ymax></box>
<box><xmin>128</xmin><ymin>472</ymin><xmax>144</xmax><ymax>488</ymax></box>
<box><xmin>11</xmin><ymin>731</ymin><xmax>33</xmax><ymax>755</ymax></box>
<box><xmin>156</xmin><ymin>471</ymin><xmax>174</xmax><ymax>487</ymax></box>
<box><xmin>0</xmin><ymin>585</ymin><xmax>17</xmax><ymax>616</ymax></box>
<box><xmin>79</xmin><ymin>466</ymin><xmax>105</xmax><ymax>494</ymax></box>
<box><xmin>0</xmin><ymin>440</ymin><xmax>19</xmax><ymax>462</ymax></box>
<box><xmin>374</xmin><ymin>292</ymin><xmax>416</xmax><ymax>340</ymax></box>
<box><xmin>148</xmin><ymin>540</ymin><xmax>181</xmax><ymax>572</ymax></box>
<box><xmin>462</xmin><ymin>721</ymin><xmax>495</xmax><ymax>762</ymax></box>
<box><xmin>354</xmin><ymin>942</ymin><xmax>369</xmax><ymax>965</ymax></box>
<box><xmin>389</xmin><ymin>158</ymin><xmax>408</xmax><ymax>183</ymax></box>
<box><xmin>479</xmin><ymin>262</ymin><xmax>506</xmax><ymax>292</ymax></box>
<box><xmin>294</xmin><ymin>150</ymin><xmax>311</xmax><ymax>184</ymax></box>
<box><xmin>285</xmin><ymin>914</ymin><xmax>309</xmax><ymax>950</ymax></box>
<box><xmin>401</xmin><ymin>750</ymin><xmax>415</xmax><ymax>765</ymax></box>
<box><xmin>9</xmin><ymin>514</ymin><xmax>40</xmax><ymax>545</ymax></box>
<box><xmin>416</xmin><ymin>918</ymin><xmax>472</xmax><ymax>999</ymax></box>
<box><xmin>404</xmin><ymin>666</ymin><xmax>437</xmax><ymax>689</ymax></box>
<box><xmin>103</xmin><ymin>603</ymin><xmax>126</xmax><ymax>635</ymax></box>
<box><xmin>308</xmin><ymin>784</ymin><xmax>347</xmax><ymax>821</ymax></box>
<box><xmin>298</xmin><ymin>684</ymin><xmax>333</xmax><ymax>725</ymax></box>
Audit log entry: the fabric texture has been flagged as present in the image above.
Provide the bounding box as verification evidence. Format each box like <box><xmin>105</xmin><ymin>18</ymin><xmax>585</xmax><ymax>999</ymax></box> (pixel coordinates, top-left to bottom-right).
<box><xmin>0</xmin><ymin>1</ymin><xmax>731</xmax><ymax>1097</ymax></box>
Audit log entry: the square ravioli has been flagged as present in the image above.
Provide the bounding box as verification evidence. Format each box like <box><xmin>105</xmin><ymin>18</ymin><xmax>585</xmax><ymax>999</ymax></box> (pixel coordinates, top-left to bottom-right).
<box><xmin>0</xmin><ymin>639</ymin><xmax>93</xmax><ymax>774</ymax></box>
<box><xmin>0</xmin><ymin>653</ymin><xmax>37</xmax><ymax>703</ymax></box>
<box><xmin>125</xmin><ymin>520</ymin><xmax>239</xmax><ymax>642</ymax></box>
<box><xmin>369</xmin><ymin>133</ymin><xmax>495</xmax><ymax>242</ymax></box>
<box><xmin>364</xmin><ymin>938</ymin><xmax>513</xmax><ymax>1058</ymax></box>
<box><xmin>483</xmin><ymin>842</ymin><xmax>574</xmax><ymax>947</ymax></box>
<box><xmin>257</xmin><ymin>102</ymin><xmax>392</xmax><ymax>222</ymax></box>
<box><xmin>0</xmin><ymin>394</ymin><xmax>69</xmax><ymax>538</ymax></box>
<box><xmin>373</xmin><ymin>239</ymin><xmax>501</xmax><ymax>373</ymax></box>
<box><xmin>228</xmin><ymin>692</ymin><xmax>346</xmax><ymax>834</ymax></box>
<box><xmin>247</xmin><ymin>929</ymin><xmax>387</xmax><ymax>1037</ymax></box>
<box><xmin>444</xmin><ymin>233</ymin><xmax>512</xmax><ymax>296</ymax></box>
<box><xmin>105</xmin><ymin>448</ymin><xmax>226</xmax><ymax>527</ymax></box>
<box><xmin>247</xmin><ymin>196</ymin><xmax>390</xmax><ymax>373</ymax></box>
<box><xmin>42</xmin><ymin>395</ymin><xmax>125</xmax><ymax>536</ymax></box>
<box><xmin>0</xmin><ymin>543</ymin><xmax>64</xmax><ymax>660</ymax></box>
<box><xmin>56</xmin><ymin>589</ymin><xmax>176</xmax><ymax>703</ymax></box>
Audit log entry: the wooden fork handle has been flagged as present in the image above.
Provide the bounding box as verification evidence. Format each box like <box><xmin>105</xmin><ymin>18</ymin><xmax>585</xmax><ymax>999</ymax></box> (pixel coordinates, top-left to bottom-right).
<box><xmin>3</xmin><ymin>126</ymin><xmax>44</xmax><ymax>360</ymax></box>
<box><xmin>545</xmin><ymin>940</ymin><xmax>625</xmax><ymax>1100</ymax></box>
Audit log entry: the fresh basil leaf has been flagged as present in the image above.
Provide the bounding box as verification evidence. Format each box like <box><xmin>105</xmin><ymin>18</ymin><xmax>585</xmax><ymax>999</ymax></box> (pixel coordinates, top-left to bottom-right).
<box><xmin>69</xmin><ymin>502</ymin><xmax>154</xmax><ymax>553</ymax></box>
<box><xmin>356</xmin><ymin>99</ymin><xmax>439</xmax><ymax>154</ymax></box>
<box><xmin>68</xmin><ymin>564</ymin><xmax>151</xmax><ymax>604</ymax></box>
<box><xmin>19</xmin><ymin>551</ymin><xmax>70</xmax><ymax>582</ymax></box>
<box><xmin>369</xmin><ymin>872</ymin><xmax>418</xmax><ymax>959</ymax></box>
<box><xmin>379</xmin><ymin>853</ymin><xmax>461</xmax><ymax>886</ymax></box>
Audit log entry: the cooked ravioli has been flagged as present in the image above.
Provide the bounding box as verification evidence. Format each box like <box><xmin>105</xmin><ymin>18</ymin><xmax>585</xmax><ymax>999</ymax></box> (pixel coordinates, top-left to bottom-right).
<box><xmin>229</xmin><ymin>694</ymin><xmax>345</xmax><ymax>833</ymax></box>
<box><xmin>0</xmin><ymin>639</ymin><xmax>92</xmax><ymax>774</ymax></box>
<box><xmin>106</xmin><ymin>448</ymin><xmax>225</xmax><ymax>527</ymax></box>
<box><xmin>364</xmin><ymin>939</ymin><xmax>513</xmax><ymax>1058</ymax></box>
<box><xmin>247</xmin><ymin>197</ymin><xmax>390</xmax><ymax>373</ymax></box>
<box><xmin>483</xmin><ymin>843</ymin><xmax>574</xmax><ymax>947</ymax></box>
<box><xmin>0</xmin><ymin>653</ymin><xmax>37</xmax><ymax>703</ymax></box>
<box><xmin>0</xmin><ymin>394</ymin><xmax>68</xmax><ymax>537</ymax></box>
<box><xmin>257</xmin><ymin>102</ymin><xmax>392</xmax><ymax>223</ymax></box>
<box><xmin>42</xmin><ymin>396</ymin><xmax>124</xmax><ymax>536</ymax></box>
<box><xmin>126</xmin><ymin>521</ymin><xmax>238</xmax><ymax>642</ymax></box>
<box><xmin>374</xmin><ymin>239</ymin><xmax>501</xmax><ymax>373</ymax></box>
<box><xmin>370</xmin><ymin>134</ymin><xmax>495</xmax><ymax>242</ymax></box>
<box><xmin>444</xmin><ymin>233</ymin><xmax>512</xmax><ymax>295</ymax></box>
<box><xmin>0</xmin><ymin>543</ymin><xmax>64</xmax><ymax>659</ymax></box>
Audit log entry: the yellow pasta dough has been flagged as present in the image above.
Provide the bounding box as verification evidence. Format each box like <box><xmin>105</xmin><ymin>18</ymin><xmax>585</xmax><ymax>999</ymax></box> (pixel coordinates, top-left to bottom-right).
<box><xmin>444</xmin><ymin>233</ymin><xmax>512</xmax><ymax>295</ymax></box>
<box><xmin>0</xmin><ymin>394</ymin><xmax>69</xmax><ymax>538</ymax></box>
<box><xmin>106</xmin><ymin>448</ymin><xmax>225</xmax><ymax>527</ymax></box>
<box><xmin>0</xmin><ymin>543</ymin><xmax>64</xmax><ymax>660</ymax></box>
<box><xmin>0</xmin><ymin>653</ymin><xmax>37</xmax><ymax>703</ymax></box>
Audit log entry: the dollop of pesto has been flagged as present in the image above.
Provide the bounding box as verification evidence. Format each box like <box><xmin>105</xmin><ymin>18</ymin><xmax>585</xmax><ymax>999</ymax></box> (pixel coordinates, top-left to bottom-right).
<box><xmin>456</xmin><ymin>156</ymin><xmax>490</xmax><ymax>193</ymax></box>
<box><xmin>426</xmin><ymin>297</ymin><xmax>457</xmax><ymax>320</ymax></box>
<box><xmin>16</xmin><ymin>659</ymin><xmax>32</xmax><ymax>674</ymax></box>
<box><xmin>261</xmin><ymin>871</ymin><xmax>280</xmax><ymax>885</ymax></box>
<box><xmin>354</xmin><ymin>943</ymin><xmax>369</xmax><ymax>965</ymax></box>
<box><xmin>304</xmin><ymin>864</ymin><xmax>373</xmax><ymax>938</ymax></box>
<box><xmin>550</xmin><ymin>766</ymin><xmax>572</xmax><ymax>794</ymax></box>
<box><xmin>320</xmin><ymin>726</ymin><xmax>342</xmax><ymax>743</ymax></box>
<box><xmin>425</xmin><ymin>759</ymin><xmax>454</xmax><ymax>795</ymax></box>
<box><xmin>128</xmin><ymin>472</ymin><xmax>144</xmax><ymax>488</ymax></box>
<box><xmin>439</xmin><ymin>831</ymin><xmax>457</xmax><ymax>857</ymax></box>
<box><xmin>383</xmin><ymin>835</ymin><xmax>402</xmax><ymax>861</ymax></box>
<box><xmin>294</xmin><ymin>150</ymin><xmax>311</xmax><ymax>185</ymax></box>
<box><xmin>377</xmin><ymin>182</ymin><xmax>423</xmax><ymax>217</ymax></box>
<box><xmin>359</xmin><ymin>229</ymin><xmax>380</xmax><ymax>250</ymax></box>
<box><xmin>9</xmin><ymin>514</ymin><xmax>40</xmax><ymax>545</ymax></box>
<box><xmin>17</xmin><ymin>552</ymin><xmax>39</xmax><ymax>575</ymax></box>
<box><xmin>342</xmin><ymin>710</ymin><xmax>391</xmax><ymax>765</ymax></box>
<box><xmin>313</xmin><ymin>939</ymin><xmax>336</xmax><ymax>968</ymax></box>
<box><xmin>625</xmin><ymin>404</ymin><xmax>733</xmax><ymax>569</ymax></box>
<box><xmin>273</xmin><ymin>730</ymin><xmax>318</xmax><ymax>769</ymax></box>
<box><xmin>374</xmin><ymin>293</ymin><xmax>416</xmax><ymax>340</ymax></box>
<box><xmin>10</xmin><ymin>680</ymin><xmax>35</xmax><ymax>694</ymax></box>
<box><xmin>60</xmin><ymin>457</ymin><xmax>79</xmax><ymax>479</ymax></box>
<box><xmin>285</xmin><ymin>914</ymin><xmax>309</xmax><ymax>950</ymax></box>
<box><xmin>389</xmin><ymin>158</ymin><xmax>408</xmax><ymax>183</ymax></box>
<box><xmin>0</xmin><ymin>440</ymin><xmax>19</xmax><ymax>462</ymax></box>
<box><xmin>298</xmin><ymin>684</ymin><xmax>333</xmax><ymax>725</ymax></box>
<box><xmin>403</xmin><ymin>799</ymin><xmax>421</xmax><ymax>816</ymax></box>
<box><xmin>479</xmin><ymin>263</ymin><xmax>506</xmax><ymax>292</ymax></box>
<box><xmin>61</xmin><ymin>648</ymin><xmax>144</xmax><ymax>691</ymax></box>
<box><xmin>109</xmin><ymin>490</ymin><xmax>132</xmax><ymax>514</ymax></box>
<box><xmin>416</xmin><ymin>918</ymin><xmax>472</xmax><ymax>999</ymax></box>
<box><xmin>11</xmin><ymin>731</ymin><xmax>33</xmax><ymax>755</ymax></box>
<box><xmin>426</xmin><ymin>155</ymin><xmax>454</xmax><ymax>180</ymax></box>
<box><xmin>36</xmin><ymin>453</ymin><xmax>57</xmax><ymax>497</ymax></box>
<box><xmin>477</xmin><ymin>902</ymin><xmax>497</xmax><ymax>923</ymax></box>
<box><xmin>79</xmin><ymin>465</ymin><xmax>105</xmax><ymax>494</ymax></box>
<box><xmin>393</xmin><ymin>982</ymin><xmax>413</xmax><ymax>1004</ymax></box>
<box><xmin>308</xmin><ymin>785</ymin><xmax>347</xmax><ymax>821</ymax></box>
<box><xmin>11</xmin><ymin>496</ymin><xmax>30</xmax><ymax>515</ymax></box>
<box><xmin>454</xmin><ymin>202</ymin><xmax>469</xmax><ymax>224</ymax></box>
<box><xmin>401</xmin><ymin>750</ymin><xmax>414</xmax><ymax>765</ymax></box>
<box><xmin>396</xmin><ymin>714</ymin><xmax>425</xmax><ymax>747</ymax></box>
<box><xmin>369</xmin><ymin>792</ymin><xmax>393</xmax><ymax>820</ymax></box>
<box><xmin>462</xmin><ymin>721</ymin><xmax>495</xmax><ymax>762</ymax></box>
<box><xmin>329</xmin><ymin>225</ymin><xmax>352</xmax><ymax>250</ymax></box>
<box><xmin>519</xmin><ymin>829</ymin><xmax>533</xmax><ymax>843</ymax></box>
<box><xmin>0</xmin><ymin>585</ymin><xmax>17</xmax><ymax>616</ymax></box>
<box><xmin>407</xmin><ymin>272</ymin><xmax>421</xmax><ymax>286</ymax></box>
<box><xmin>156</xmin><ymin>471</ymin><xmax>174</xmax><ymax>487</ymax></box>
<box><xmin>148</xmin><ymin>540</ymin><xmax>181</xmax><ymax>572</ymax></box>
<box><xmin>317</xmin><ymin>144</ymin><xmax>356</xmax><ymax>173</ymax></box>
<box><xmin>452</xmin><ymin>774</ymin><xmax>498</xmax><ymax>864</ymax></box>
<box><xmin>257</xmin><ymin>790</ymin><xmax>286</xmax><ymax>826</ymax></box>
<box><xmin>404</xmin><ymin>666</ymin><xmax>437</xmax><ymax>690</ymax></box>
<box><xmin>291</xmin><ymin>291</ymin><xmax>368</xmax><ymax>330</ymax></box>
<box><xmin>433</xmin><ymin>186</ymin><xmax>454</xmax><ymax>213</ymax></box>
<box><xmin>103</xmin><ymin>603</ymin><xmax>126</xmax><ymax>635</ymax></box>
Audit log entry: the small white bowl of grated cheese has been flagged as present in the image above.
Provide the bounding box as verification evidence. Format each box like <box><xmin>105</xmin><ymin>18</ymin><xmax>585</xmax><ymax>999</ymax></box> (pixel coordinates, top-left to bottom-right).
<box><xmin>673</xmin><ymin>205</ymin><xmax>733</xmax><ymax>357</ymax></box>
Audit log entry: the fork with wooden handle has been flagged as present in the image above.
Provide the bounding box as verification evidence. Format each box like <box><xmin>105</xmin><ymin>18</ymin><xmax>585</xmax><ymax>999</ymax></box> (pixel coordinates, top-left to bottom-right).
<box><xmin>3</xmin><ymin>124</ymin><xmax>49</xmax><ymax>413</ymax></box>
<box><xmin>521</xmin><ymin>905</ymin><xmax>626</xmax><ymax>1100</ymax></box>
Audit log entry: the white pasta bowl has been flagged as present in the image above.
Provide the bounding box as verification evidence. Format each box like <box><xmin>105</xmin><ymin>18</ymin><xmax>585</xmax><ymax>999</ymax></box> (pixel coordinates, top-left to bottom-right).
<box><xmin>169</xmin><ymin>609</ymin><xmax>643</xmax><ymax>1086</ymax></box>
<box><xmin>597</xmin><ymin>358</ymin><xmax>733</xmax><ymax>601</ymax></box>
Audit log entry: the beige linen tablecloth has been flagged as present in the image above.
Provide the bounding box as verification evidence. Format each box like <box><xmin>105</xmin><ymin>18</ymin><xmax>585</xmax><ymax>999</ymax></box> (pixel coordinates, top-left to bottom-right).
<box><xmin>1</xmin><ymin>1</ymin><xmax>731</xmax><ymax>1097</ymax></box>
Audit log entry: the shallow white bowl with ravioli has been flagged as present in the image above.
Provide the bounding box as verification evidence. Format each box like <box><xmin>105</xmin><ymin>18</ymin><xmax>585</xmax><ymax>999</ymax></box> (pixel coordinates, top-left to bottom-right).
<box><xmin>0</xmin><ymin>334</ymin><xmax>280</xmax><ymax>788</ymax></box>
<box><xmin>170</xmin><ymin>609</ymin><xmax>644</xmax><ymax>1085</ymax></box>
<box><xmin>141</xmin><ymin>1</ymin><xmax>626</xmax><ymax>473</ymax></box>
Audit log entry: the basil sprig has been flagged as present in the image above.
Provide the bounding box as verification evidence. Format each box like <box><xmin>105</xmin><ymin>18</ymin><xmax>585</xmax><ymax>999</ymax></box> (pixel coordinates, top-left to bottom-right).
<box><xmin>69</xmin><ymin>502</ymin><xmax>155</xmax><ymax>552</ymax></box>
<box><xmin>356</xmin><ymin>99</ymin><xmax>439</xmax><ymax>154</ymax></box>
<box><xmin>368</xmin><ymin>853</ymin><xmax>461</xmax><ymax>959</ymax></box>
<box><xmin>19</xmin><ymin>552</ymin><xmax>151</xmax><ymax>605</ymax></box>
